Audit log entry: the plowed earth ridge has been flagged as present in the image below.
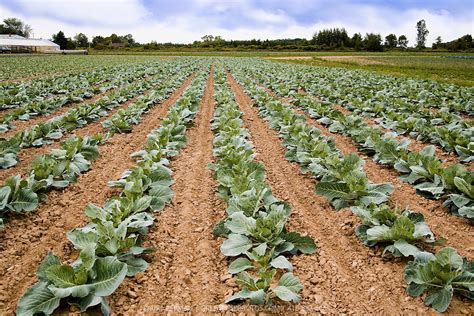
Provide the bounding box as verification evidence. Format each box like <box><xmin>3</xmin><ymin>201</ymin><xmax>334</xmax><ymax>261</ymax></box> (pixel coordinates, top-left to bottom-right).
<box><xmin>224</xmin><ymin>70</ymin><xmax>474</xmax><ymax>314</ymax></box>
<box><xmin>0</xmin><ymin>74</ymin><xmax>195</xmax><ymax>314</ymax></box>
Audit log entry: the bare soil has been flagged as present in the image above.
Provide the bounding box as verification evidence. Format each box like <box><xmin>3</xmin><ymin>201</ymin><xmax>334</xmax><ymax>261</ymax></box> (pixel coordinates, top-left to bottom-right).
<box><xmin>318</xmin><ymin>56</ymin><xmax>391</xmax><ymax>65</ymax></box>
<box><xmin>110</xmin><ymin>66</ymin><xmax>233</xmax><ymax>314</ymax></box>
<box><xmin>0</xmin><ymin>74</ymin><xmax>195</xmax><ymax>314</ymax></box>
<box><xmin>225</xmin><ymin>71</ymin><xmax>473</xmax><ymax>314</ymax></box>
<box><xmin>266</xmin><ymin>56</ymin><xmax>314</xmax><ymax>61</ymax></box>
<box><xmin>0</xmin><ymin>76</ymin><xmax>184</xmax><ymax>182</ymax></box>
<box><xmin>276</xmin><ymin>91</ymin><xmax>474</xmax><ymax>257</ymax></box>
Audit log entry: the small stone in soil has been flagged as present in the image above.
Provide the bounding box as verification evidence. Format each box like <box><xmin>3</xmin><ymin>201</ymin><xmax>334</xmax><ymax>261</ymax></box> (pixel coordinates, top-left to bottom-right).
<box><xmin>127</xmin><ymin>290</ymin><xmax>138</xmax><ymax>298</ymax></box>
<box><xmin>220</xmin><ymin>274</ymin><xmax>232</xmax><ymax>282</ymax></box>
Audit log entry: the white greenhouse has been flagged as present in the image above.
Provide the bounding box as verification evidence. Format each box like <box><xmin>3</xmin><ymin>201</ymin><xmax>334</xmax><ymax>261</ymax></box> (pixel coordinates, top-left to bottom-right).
<box><xmin>0</xmin><ymin>34</ymin><xmax>60</xmax><ymax>53</ymax></box>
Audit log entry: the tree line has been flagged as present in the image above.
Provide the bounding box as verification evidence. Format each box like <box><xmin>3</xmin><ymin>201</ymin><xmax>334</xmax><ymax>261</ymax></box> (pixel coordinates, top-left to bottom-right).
<box><xmin>1</xmin><ymin>17</ymin><xmax>473</xmax><ymax>52</ymax></box>
<box><xmin>51</xmin><ymin>31</ymin><xmax>135</xmax><ymax>50</ymax></box>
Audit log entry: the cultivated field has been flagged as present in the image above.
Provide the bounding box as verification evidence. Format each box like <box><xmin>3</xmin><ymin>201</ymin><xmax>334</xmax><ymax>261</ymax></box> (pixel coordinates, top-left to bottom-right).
<box><xmin>0</xmin><ymin>55</ymin><xmax>472</xmax><ymax>315</ymax></box>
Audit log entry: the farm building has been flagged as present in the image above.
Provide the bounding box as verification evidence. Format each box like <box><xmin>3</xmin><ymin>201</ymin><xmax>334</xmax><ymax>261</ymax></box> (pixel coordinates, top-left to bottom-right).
<box><xmin>0</xmin><ymin>34</ymin><xmax>59</xmax><ymax>53</ymax></box>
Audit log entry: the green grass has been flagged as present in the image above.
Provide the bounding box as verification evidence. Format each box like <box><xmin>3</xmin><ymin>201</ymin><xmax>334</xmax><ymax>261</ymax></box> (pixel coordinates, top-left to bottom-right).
<box><xmin>276</xmin><ymin>55</ymin><xmax>474</xmax><ymax>87</ymax></box>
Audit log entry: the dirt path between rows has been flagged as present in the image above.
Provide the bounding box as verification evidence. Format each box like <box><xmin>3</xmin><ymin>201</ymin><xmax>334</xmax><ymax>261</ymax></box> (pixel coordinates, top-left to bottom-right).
<box><xmin>226</xmin><ymin>71</ymin><xmax>473</xmax><ymax>314</ymax></box>
<box><xmin>321</xmin><ymin>96</ymin><xmax>469</xmax><ymax>169</ymax></box>
<box><xmin>255</xmin><ymin>83</ymin><xmax>473</xmax><ymax>256</ymax></box>
<box><xmin>109</xmin><ymin>66</ymin><xmax>231</xmax><ymax>314</ymax></box>
<box><xmin>0</xmin><ymin>74</ymin><xmax>196</xmax><ymax>314</ymax></box>
<box><xmin>280</xmin><ymin>98</ymin><xmax>474</xmax><ymax>258</ymax></box>
<box><xmin>0</xmin><ymin>75</ymin><xmax>177</xmax><ymax>181</ymax></box>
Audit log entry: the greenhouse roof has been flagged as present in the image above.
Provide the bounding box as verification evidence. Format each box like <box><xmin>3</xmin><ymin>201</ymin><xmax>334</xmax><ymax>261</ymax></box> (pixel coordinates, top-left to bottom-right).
<box><xmin>0</xmin><ymin>34</ymin><xmax>59</xmax><ymax>47</ymax></box>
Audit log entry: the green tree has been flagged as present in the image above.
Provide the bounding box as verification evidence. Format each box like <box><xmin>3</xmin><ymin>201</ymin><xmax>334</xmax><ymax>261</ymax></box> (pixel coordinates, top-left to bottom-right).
<box><xmin>398</xmin><ymin>35</ymin><xmax>408</xmax><ymax>48</ymax></box>
<box><xmin>109</xmin><ymin>33</ymin><xmax>121</xmax><ymax>43</ymax></box>
<box><xmin>364</xmin><ymin>33</ymin><xmax>383</xmax><ymax>51</ymax></box>
<box><xmin>0</xmin><ymin>17</ymin><xmax>32</xmax><ymax>37</ymax></box>
<box><xmin>416</xmin><ymin>19</ymin><xmax>429</xmax><ymax>49</ymax></box>
<box><xmin>384</xmin><ymin>34</ymin><xmax>397</xmax><ymax>48</ymax></box>
<box><xmin>66</xmin><ymin>38</ymin><xmax>76</xmax><ymax>49</ymax></box>
<box><xmin>91</xmin><ymin>35</ymin><xmax>106</xmax><ymax>48</ymax></box>
<box><xmin>313</xmin><ymin>28</ymin><xmax>350</xmax><ymax>48</ymax></box>
<box><xmin>448</xmin><ymin>34</ymin><xmax>473</xmax><ymax>50</ymax></box>
<box><xmin>351</xmin><ymin>33</ymin><xmax>363</xmax><ymax>51</ymax></box>
<box><xmin>74</xmin><ymin>33</ymin><xmax>89</xmax><ymax>47</ymax></box>
<box><xmin>52</xmin><ymin>31</ymin><xmax>68</xmax><ymax>50</ymax></box>
<box><xmin>123</xmin><ymin>34</ymin><xmax>136</xmax><ymax>46</ymax></box>
<box><xmin>201</xmin><ymin>35</ymin><xmax>214</xmax><ymax>42</ymax></box>
<box><xmin>432</xmin><ymin>36</ymin><xmax>442</xmax><ymax>49</ymax></box>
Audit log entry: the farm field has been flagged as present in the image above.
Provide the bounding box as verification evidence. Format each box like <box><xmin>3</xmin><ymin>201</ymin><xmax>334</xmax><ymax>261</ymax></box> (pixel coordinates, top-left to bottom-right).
<box><xmin>0</xmin><ymin>55</ymin><xmax>172</xmax><ymax>82</ymax></box>
<box><xmin>0</xmin><ymin>55</ymin><xmax>473</xmax><ymax>315</ymax></box>
<box><xmin>275</xmin><ymin>54</ymin><xmax>474</xmax><ymax>86</ymax></box>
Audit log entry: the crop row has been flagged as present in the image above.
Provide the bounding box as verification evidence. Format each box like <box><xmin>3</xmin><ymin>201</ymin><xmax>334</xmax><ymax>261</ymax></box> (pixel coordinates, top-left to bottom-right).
<box><xmin>15</xmin><ymin>65</ymin><xmax>210</xmax><ymax>316</ymax></box>
<box><xmin>272</xmin><ymin>59</ymin><xmax>473</xmax><ymax>114</ymax></box>
<box><xmin>0</xmin><ymin>61</ymin><xmax>171</xmax><ymax>132</ymax></box>
<box><xmin>0</xmin><ymin>61</ymin><xmax>200</xmax><ymax>229</ymax></box>
<box><xmin>1</xmin><ymin>56</ymin><xmax>166</xmax><ymax>100</ymax></box>
<box><xmin>211</xmin><ymin>65</ymin><xmax>316</xmax><ymax>304</ymax></box>
<box><xmin>0</xmin><ymin>59</ymin><xmax>197</xmax><ymax>169</ymax></box>
<box><xmin>247</xmin><ymin>60</ymin><xmax>473</xmax><ymax>160</ymax></box>
<box><xmin>2</xmin><ymin>61</ymin><xmax>136</xmax><ymax>109</ymax></box>
<box><xmin>0</xmin><ymin>55</ymin><xmax>159</xmax><ymax>81</ymax></box>
<box><xmin>237</xmin><ymin>62</ymin><xmax>473</xmax><ymax>220</ymax></box>
<box><xmin>225</xmin><ymin>63</ymin><xmax>473</xmax><ymax>312</ymax></box>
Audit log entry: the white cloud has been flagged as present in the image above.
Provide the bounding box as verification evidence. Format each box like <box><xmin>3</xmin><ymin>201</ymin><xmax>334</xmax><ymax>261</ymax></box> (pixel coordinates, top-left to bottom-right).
<box><xmin>9</xmin><ymin>0</ymin><xmax>149</xmax><ymax>27</ymax></box>
<box><xmin>324</xmin><ymin>6</ymin><xmax>473</xmax><ymax>46</ymax></box>
<box><xmin>0</xmin><ymin>0</ymin><xmax>472</xmax><ymax>45</ymax></box>
<box><xmin>247</xmin><ymin>10</ymin><xmax>289</xmax><ymax>24</ymax></box>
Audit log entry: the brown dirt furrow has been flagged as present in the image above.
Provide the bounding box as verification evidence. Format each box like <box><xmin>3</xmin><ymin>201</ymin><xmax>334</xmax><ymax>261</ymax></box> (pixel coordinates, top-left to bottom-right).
<box><xmin>271</xmin><ymin>87</ymin><xmax>473</xmax><ymax>256</ymax></box>
<box><xmin>461</xmin><ymin>113</ymin><xmax>472</xmax><ymax>120</ymax></box>
<box><xmin>110</xmin><ymin>66</ymin><xmax>230</xmax><ymax>314</ymax></box>
<box><xmin>266</xmin><ymin>86</ymin><xmax>473</xmax><ymax>257</ymax></box>
<box><xmin>0</xmin><ymin>76</ymin><xmax>178</xmax><ymax>182</ymax></box>
<box><xmin>0</xmin><ymin>74</ymin><xmax>195</xmax><ymax>314</ymax></box>
<box><xmin>319</xmin><ymin>55</ymin><xmax>391</xmax><ymax>65</ymax></box>
<box><xmin>287</xmin><ymin>103</ymin><xmax>474</xmax><ymax>258</ymax></box>
<box><xmin>227</xmin><ymin>72</ymin><xmax>473</xmax><ymax>314</ymax></box>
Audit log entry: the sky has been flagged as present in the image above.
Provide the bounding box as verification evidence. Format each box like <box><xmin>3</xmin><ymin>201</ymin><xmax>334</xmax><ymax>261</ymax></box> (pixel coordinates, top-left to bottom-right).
<box><xmin>0</xmin><ymin>0</ymin><xmax>473</xmax><ymax>45</ymax></box>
